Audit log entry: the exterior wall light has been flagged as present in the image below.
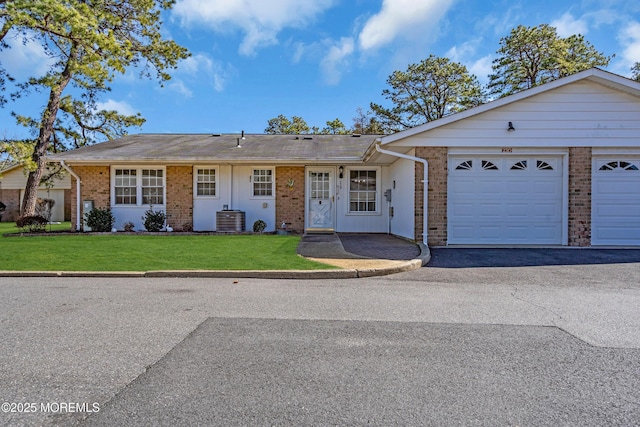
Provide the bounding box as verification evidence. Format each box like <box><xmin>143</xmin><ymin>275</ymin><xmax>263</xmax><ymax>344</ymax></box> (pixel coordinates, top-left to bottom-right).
<box><xmin>338</xmin><ymin>166</ymin><xmax>344</xmax><ymax>179</ymax></box>
<box><xmin>507</xmin><ymin>122</ymin><xmax>516</xmax><ymax>132</ymax></box>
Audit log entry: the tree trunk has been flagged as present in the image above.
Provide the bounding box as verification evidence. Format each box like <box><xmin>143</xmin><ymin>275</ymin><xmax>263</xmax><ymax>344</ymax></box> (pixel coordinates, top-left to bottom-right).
<box><xmin>20</xmin><ymin>46</ymin><xmax>76</xmax><ymax>217</ymax></box>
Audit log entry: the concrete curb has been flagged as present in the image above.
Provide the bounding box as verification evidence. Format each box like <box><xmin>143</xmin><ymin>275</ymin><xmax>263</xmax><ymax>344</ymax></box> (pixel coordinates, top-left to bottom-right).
<box><xmin>0</xmin><ymin>243</ymin><xmax>430</xmax><ymax>279</ymax></box>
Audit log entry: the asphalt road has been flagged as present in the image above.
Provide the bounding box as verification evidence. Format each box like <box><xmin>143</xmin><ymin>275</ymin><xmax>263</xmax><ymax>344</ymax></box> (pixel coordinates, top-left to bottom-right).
<box><xmin>0</xmin><ymin>249</ymin><xmax>639</xmax><ymax>426</ymax></box>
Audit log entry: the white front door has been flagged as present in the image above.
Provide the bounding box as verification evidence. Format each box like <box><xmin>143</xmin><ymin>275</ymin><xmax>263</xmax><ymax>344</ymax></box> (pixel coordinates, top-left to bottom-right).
<box><xmin>307</xmin><ymin>168</ymin><xmax>335</xmax><ymax>232</ymax></box>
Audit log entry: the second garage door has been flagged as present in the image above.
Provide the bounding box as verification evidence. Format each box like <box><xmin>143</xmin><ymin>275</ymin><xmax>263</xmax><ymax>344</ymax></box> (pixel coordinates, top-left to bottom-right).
<box><xmin>592</xmin><ymin>159</ymin><xmax>640</xmax><ymax>245</ymax></box>
<box><xmin>448</xmin><ymin>156</ymin><xmax>564</xmax><ymax>245</ymax></box>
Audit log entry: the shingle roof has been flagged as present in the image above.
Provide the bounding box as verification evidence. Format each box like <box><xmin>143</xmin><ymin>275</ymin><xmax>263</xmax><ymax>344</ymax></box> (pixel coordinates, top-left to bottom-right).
<box><xmin>48</xmin><ymin>133</ymin><xmax>381</xmax><ymax>164</ymax></box>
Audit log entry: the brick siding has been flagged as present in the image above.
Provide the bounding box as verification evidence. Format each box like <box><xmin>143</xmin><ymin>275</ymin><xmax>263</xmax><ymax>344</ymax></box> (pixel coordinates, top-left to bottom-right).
<box><xmin>276</xmin><ymin>166</ymin><xmax>305</xmax><ymax>233</ymax></box>
<box><xmin>166</xmin><ymin>166</ymin><xmax>193</xmax><ymax>231</ymax></box>
<box><xmin>415</xmin><ymin>147</ymin><xmax>448</xmax><ymax>246</ymax></box>
<box><xmin>568</xmin><ymin>147</ymin><xmax>592</xmax><ymax>246</ymax></box>
<box><xmin>71</xmin><ymin>166</ymin><xmax>110</xmax><ymax>230</ymax></box>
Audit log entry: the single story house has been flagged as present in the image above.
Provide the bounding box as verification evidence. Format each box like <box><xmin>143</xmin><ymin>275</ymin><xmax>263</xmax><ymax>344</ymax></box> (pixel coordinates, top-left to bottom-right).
<box><xmin>0</xmin><ymin>163</ymin><xmax>71</xmax><ymax>222</ymax></box>
<box><xmin>49</xmin><ymin>68</ymin><xmax>640</xmax><ymax>246</ymax></box>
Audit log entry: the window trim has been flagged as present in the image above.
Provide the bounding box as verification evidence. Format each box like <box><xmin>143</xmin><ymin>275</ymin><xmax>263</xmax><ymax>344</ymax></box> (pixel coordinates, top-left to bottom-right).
<box><xmin>251</xmin><ymin>167</ymin><xmax>275</xmax><ymax>199</ymax></box>
<box><xmin>193</xmin><ymin>166</ymin><xmax>220</xmax><ymax>199</ymax></box>
<box><xmin>346</xmin><ymin>166</ymin><xmax>381</xmax><ymax>215</ymax></box>
<box><xmin>111</xmin><ymin>166</ymin><xmax>166</xmax><ymax>207</ymax></box>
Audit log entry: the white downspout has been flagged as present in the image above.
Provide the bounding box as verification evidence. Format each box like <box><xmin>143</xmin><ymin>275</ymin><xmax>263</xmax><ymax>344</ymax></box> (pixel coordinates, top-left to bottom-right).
<box><xmin>59</xmin><ymin>160</ymin><xmax>82</xmax><ymax>231</ymax></box>
<box><xmin>375</xmin><ymin>142</ymin><xmax>429</xmax><ymax>246</ymax></box>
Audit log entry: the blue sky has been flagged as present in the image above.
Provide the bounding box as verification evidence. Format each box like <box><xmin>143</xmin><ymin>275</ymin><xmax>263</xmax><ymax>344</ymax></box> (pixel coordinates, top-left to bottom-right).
<box><xmin>1</xmin><ymin>0</ymin><xmax>639</xmax><ymax>139</ymax></box>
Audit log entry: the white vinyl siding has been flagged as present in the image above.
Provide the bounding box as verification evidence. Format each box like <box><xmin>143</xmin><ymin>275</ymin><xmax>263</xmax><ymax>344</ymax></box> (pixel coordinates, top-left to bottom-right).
<box><xmin>394</xmin><ymin>80</ymin><xmax>640</xmax><ymax>148</ymax></box>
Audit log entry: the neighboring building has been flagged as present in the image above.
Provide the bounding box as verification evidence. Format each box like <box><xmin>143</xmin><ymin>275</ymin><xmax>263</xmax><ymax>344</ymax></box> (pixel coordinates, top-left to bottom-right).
<box><xmin>49</xmin><ymin>68</ymin><xmax>640</xmax><ymax>246</ymax></box>
<box><xmin>0</xmin><ymin>164</ymin><xmax>71</xmax><ymax>222</ymax></box>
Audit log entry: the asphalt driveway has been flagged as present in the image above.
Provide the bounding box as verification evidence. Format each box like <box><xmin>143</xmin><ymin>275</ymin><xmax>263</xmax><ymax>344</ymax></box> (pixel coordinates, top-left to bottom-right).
<box><xmin>428</xmin><ymin>247</ymin><xmax>640</xmax><ymax>268</ymax></box>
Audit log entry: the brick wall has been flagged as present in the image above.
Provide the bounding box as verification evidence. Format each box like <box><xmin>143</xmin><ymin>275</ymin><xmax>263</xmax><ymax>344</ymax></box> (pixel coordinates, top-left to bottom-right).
<box><xmin>415</xmin><ymin>147</ymin><xmax>448</xmax><ymax>246</ymax></box>
<box><xmin>0</xmin><ymin>189</ymin><xmax>21</xmax><ymax>221</ymax></box>
<box><xmin>166</xmin><ymin>166</ymin><xmax>193</xmax><ymax>231</ymax></box>
<box><xmin>568</xmin><ymin>147</ymin><xmax>592</xmax><ymax>246</ymax></box>
<box><xmin>71</xmin><ymin>166</ymin><xmax>110</xmax><ymax>230</ymax></box>
<box><xmin>276</xmin><ymin>166</ymin><xmax>305</xmax><ymax>233</ymax></box>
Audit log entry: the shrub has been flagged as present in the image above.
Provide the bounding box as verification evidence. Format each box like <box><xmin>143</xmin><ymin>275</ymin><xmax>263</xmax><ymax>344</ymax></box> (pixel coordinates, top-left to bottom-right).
<box><xmin>123</xmin><ymin>221</ymin><xmax>135</xmax><ymax>232</ymax></box>
<box><xmin>182</xmin><ymin>222</ymin><xmax>193</xmax><ymax>232</ymax></box>
<box><xmin>84</xmin><ymin>207</ymin><xmax>115</xmax><ymax>232</ymax></box>
<box><xmin>16</xmin><ymin>215</ymin><xmax>48</xmax><ymax>233</ymax></box>
<box><xmin>253</xmin><ymin>219</ymin><xmax>267</xmax><ymax>233</ymax></box>
<box><xmin>142</xmin><ymin>207</ymin><xmax>166</xmax><ymax>232</ymax></box>
<box><xmin>0</xmin><ymin>201</ymin><xmax>5</xmax><ymax>221</ymax></box>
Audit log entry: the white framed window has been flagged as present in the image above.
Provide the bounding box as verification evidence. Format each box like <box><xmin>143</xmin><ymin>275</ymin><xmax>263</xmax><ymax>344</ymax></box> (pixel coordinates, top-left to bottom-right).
<box><xmin>112</xmin><ymin>167</ymin><xmax>165</xmax><ymax>206</ymax></box>
<box><xmin>142</xmin><ymin>169</ymin><xmax>164</xmax><ymax>205</ymax></box>
<box><xmin>195</xmin><ymin>167</ymin><xmax>218</xmax><ymax>197</ymax></box>
<box><xmin>115</xmin><ymin>169</ymin><xmax>137</xmax><ymax>205</ymax></box>
<box><xmin>348</xmin><ymin>168</ymin><xmax>379</xmax><ymax>213</ymax></box>
<box><xmin>252</xmin><ymin>168</ymin><xmax>274</xmax><ymax>197</ymax></box>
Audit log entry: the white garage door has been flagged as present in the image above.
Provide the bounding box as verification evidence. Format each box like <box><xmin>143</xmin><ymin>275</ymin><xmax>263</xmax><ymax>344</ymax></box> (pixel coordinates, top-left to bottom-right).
<box><xmin>448</xmin><ymin>156</ymin><xmax>564</xmax><ymax>245</ymax></box>
<box><xmin>592</xmin><ymin>159</ymin><xmax>640</xmax><ymax>246</ymax></box>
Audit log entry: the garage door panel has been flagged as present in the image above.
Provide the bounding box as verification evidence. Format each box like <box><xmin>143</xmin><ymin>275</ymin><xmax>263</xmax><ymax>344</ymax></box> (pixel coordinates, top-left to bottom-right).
<box><xmin>477</xmin><ymin>225</ymin><xmax>502</xmax><ymax>239</ymax></box>
<box><xmin>592</xmin><ymin>158</ymin><xmax>640</xmax><ymax>245</ymax></box>
<box><xmin>506</xmin><ymin>203</ymin><xmax>529</xmax><ymax>217</ymax></box>
<box><xmin>594</xmin><ymin>203</ymin><xmax>640</xmax><ymax>220</ymax></box>
<box><xmin>449</xmin><ymin>225</ymin><xmax>474</xmax><ymax>240</ymax></box>
<box><xmin>594</xmin><ymin>226</ymin><xmax>640</xmax><ymax>240</ymax></box>
<box><xmin>448</xmin><ymin>155</ymin><xmax>564</xmax><ymax>245</ymax></box>
<box><xmin>449</xmin><ymin>179</ymin><xmax>476</xmax><ymax>193</ymax></box>
<box><xmin>534</xmin><ymin>202</ymin><xmax>562</xmax><ymax>218</ymax></box>
<box><xmin>477</xmin><ymin>202</ymin><xmax>504</xmax><ymax>219</ymax></box>
<box><xmin>534</xmin><ymin>180</ymin><xmax>560</xmax><ymax>194</ymax></box>
<box><xmin>506</xmin><ymin>180</ymin><xmax>531</xmax><ymax>193</ymax></box>
<box><xmin>476</xmin><ymin>180</ymin><xmax>503</xmax><ymax>193</ymax></box>
<box><xmin>449</xmin><ymin>205</ymin><xmax>476</xmax><ymax>221</ymax></box>
<box><xmin>594</xmin><ymin>181</ymin><xmax>639</xmax><ymax>194</ymax></box>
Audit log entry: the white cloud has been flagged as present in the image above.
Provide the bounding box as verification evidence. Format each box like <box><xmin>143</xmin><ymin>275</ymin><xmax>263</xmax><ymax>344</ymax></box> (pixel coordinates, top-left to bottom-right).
<box><xmin>445</xmin><ymin>40</ymin><xmax>493</xmax><ymax>83</ymax></box>
<box><xmin>320</xmin><ymin>37</ymin><xmax>355</xmax><ymax>85</ymax></box>
<box><xmin>179</xmin><ymin>54</ymin><xmax>214</xmax><ymax>75</ymax></box>
<box><xmin>173</xmin><ymin>0</ymin><xmax>335</xmax><ymax>56</ymax></box>
<box><xmin>618</xmin><ymin>21</ymin><xmax>640</xmax><ymax>70</ymax></box>
<box><xmin>551</xmin><ymin>12</ymin><xmax>589</xmax><ymax>37</ymax></box>
<box><xmin>167</xmin><ymin>80</ymin><xmax>193</xmax><ymax>98</ymax></box>
<box><xmin>446</xmin><ymin>40</ymin><xmax>479</xmax><ymax>63</ymax></box>
<box><xmin>358</xmin><ymin>0</ymin><xmax>455</xmax><ymax>51</ymax></box>
<box><xmin>0</xmin><ymin>31</ymin><xmax>55</xmax><ymax>77</ymax></box>
<box><xmin>173</xmin><ymin>53</ymin><xmax>235</xmax><ymax>94</ymax></box>
<box><xmin>468</xmin><ymin>55</ymin><xmax>493</xmax><ymax>84</ymax></box>
<box><xmin>95</xmin><ymin>99</ymin><xmax>137</xmax><ymax>116</ymax></box>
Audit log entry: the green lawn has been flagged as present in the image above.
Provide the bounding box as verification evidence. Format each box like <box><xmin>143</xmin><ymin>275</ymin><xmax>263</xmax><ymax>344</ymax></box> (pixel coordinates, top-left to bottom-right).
<box><xmin>0</xmin><ymin>222</ymin><xmax>333</xmax><ymax>271</ymax></box>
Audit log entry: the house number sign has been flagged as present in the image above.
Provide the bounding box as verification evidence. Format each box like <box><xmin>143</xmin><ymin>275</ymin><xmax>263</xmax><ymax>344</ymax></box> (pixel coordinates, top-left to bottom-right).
<box><xmin>501</xmin><ymin>147</ymin><xmax>513</xmax><ymax>153</ymax></box>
